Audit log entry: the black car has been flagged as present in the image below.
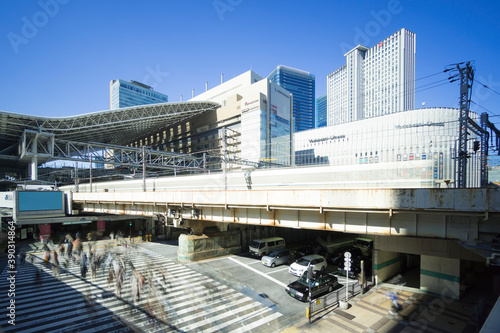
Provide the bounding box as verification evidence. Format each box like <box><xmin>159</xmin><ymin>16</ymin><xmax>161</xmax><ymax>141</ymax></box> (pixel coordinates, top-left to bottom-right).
<box><xmin>293</xmin><ymin>243</ymin><xmax>316</xmax><ymax>258</ymax></box>
<box><xmin>286</xmin><ymin>271</ymin><xmax>338</xmax><ymax>302</ymax></box>
<box><xmin>338</xmin><ymin>256</ymin><xmax>372</xmax><ymax>278</ymax></box>
<box><xmin>328</xmin><ymin>246</ymin><xmax>362</xmax><ymax>265</ymax></box>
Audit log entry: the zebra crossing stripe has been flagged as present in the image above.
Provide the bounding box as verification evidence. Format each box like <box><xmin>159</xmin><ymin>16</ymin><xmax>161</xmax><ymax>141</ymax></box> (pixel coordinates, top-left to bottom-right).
<box><xmin>203</xmin><ymin>307</ymin><xmax>274</xmax><ymax>333</ymax></box>
<box><xmin>229</xmin><ymin>311</ymin><xmax>283</xmax><ymax>333</ymax></box>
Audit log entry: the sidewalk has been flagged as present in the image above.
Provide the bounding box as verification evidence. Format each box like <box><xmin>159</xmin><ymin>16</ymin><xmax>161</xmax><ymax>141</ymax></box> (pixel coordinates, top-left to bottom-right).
<box><xmin>282</xmin><ymin>283</ymin><xmax>483</xmax><ymax>333</ymax></box>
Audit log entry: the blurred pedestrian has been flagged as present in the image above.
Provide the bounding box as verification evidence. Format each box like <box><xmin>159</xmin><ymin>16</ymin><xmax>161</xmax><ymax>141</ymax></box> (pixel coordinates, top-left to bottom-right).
<box><xmin>43</xmin><ymin>243</ymin><xmax>50</xmax><ymax>265</ymax></box>
<box><xmin>52</xmin><ymin>251</ymin><xmax>60</xmax><ymax>278</ymax></box>
<box><xmin>19</xmin><ymin>251</ymin><xmax>26</xmax><ymax>266</ymax></box>
<box><xmin>91</xmin><ymin>257</ymin><xmax>97</xmax><ymax>282</ymax></box>
<box><xmin>388</xmin><ymin>292</ymin><xmax>401</xmax><ymax>314</ymax></box>
<box><xmin>81</xmin><ymin>253</ymin><xmax>88</xmax><ymax>279</ymax></box>
<box><xmin>67</xmin><ymin>240</ymin><xmax>73</xmax><ymax>258</ymax></box>
<box><xmin>59</xmin><ymin>241</ymin><xmax>65</xmax><ymax>256</ymax></box>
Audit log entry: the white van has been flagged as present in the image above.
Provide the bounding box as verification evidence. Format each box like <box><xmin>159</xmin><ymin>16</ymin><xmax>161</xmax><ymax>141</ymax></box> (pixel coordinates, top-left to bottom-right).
<box><xmin>249</xmin><ymin>237</ymin><xmax>286</xmax><ymax>257</ymax></box>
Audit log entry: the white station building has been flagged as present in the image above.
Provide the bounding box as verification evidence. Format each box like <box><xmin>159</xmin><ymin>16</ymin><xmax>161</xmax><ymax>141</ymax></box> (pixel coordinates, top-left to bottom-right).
<box><xmin>294</xmin><ymin>107</ymin><xmax>482</xmax><ymax>188</ymax></box>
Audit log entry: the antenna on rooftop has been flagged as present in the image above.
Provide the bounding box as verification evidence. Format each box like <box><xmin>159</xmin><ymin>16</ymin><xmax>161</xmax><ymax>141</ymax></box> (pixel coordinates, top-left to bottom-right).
<box><xmin>180</xmin><ymin>95</ymin><xmax>183</xmax><ymax>101</ymax></box>
<box><xmin>221</xmin><ymin>73</ymin><xmax>224</xmax><ymax>84</ymax></box>
<box><xmin>206</xmin><ymin>81</ymin><xmax>208</xmax><ymax>92</ymax></box>
<box><xmin>192</xmin><ymin>89</ymin><xmax>195</xmax><ymax>98</ymax></box>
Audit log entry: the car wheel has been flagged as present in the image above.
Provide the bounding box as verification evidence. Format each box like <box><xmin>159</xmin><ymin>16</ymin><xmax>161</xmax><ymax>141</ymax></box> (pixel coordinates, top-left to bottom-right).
<box><xmin>328</xmin><ymin>285</ymin><xmax>333</xmax><ymax>293</ymax></box>
<box><xmin>321</xmin><ymin>266</ymin><xmax>326</xmax><ymax>272</ymax></box>
<box><xmin>271</xmin><ymin>263</ymin><xmax>276</xmax><ymax>268</ymax></box>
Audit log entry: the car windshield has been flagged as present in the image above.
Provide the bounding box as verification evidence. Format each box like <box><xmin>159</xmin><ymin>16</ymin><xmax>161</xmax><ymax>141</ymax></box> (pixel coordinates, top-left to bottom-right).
<box><xmin>296</xmin><ymin>258</ymin><xmax>312</xmax><ymax>266</ymax></box>
<box><xmin>268</xmin><ymin>251</ymin><xmax>278</xmax><ymax>258</ymax></box>
<box><xmin>250</xmin><ymin>241</ymin><xmax>260</xmax><ymax>248</ymax></box>
<box><xmin>297</xmin><ymin>275</ymin><xmax>312</xmax><ymax>286</ymax></box>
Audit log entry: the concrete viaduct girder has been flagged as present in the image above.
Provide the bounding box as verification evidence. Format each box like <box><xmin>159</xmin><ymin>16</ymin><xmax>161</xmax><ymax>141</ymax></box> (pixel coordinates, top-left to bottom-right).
<box><xmin>70</xmin><ymin>188</ymin><xmax>500</xmax><ymax>241</ymax></box>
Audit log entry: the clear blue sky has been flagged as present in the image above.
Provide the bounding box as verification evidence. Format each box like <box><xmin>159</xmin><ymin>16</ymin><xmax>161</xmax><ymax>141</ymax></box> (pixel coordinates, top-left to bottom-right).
<box><xmin>1</xmin><ymin>0</ymin><xmax>500</xmax><ymax>163</ymax></box>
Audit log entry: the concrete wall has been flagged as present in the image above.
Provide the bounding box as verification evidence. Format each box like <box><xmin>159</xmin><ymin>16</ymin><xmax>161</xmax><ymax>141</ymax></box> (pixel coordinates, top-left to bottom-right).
<box><xmin>420</xmin><ymin>255</ymin><xmax>461</xmax><ymax>300</ymax></box>
<box><xmin>178</xmin><ymin>230</ymin><xmax>242</xmax><ymax>261</ymax></box>
<box><xmin>374</xmin><ymin>250</ymin><xmax>401</xmax><ymax>284</ymax></box>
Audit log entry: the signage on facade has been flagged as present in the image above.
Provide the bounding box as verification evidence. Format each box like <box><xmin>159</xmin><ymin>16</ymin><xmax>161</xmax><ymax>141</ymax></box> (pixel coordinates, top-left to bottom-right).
<box><xmin>309</xmin><ymin>135</ymin><xmax>346</xmax><ymax>144</ymax></box>
<box><xmin>395</xmin><ymin>121</ymin><xmax>445</xmax><ymax>129</ymax></box>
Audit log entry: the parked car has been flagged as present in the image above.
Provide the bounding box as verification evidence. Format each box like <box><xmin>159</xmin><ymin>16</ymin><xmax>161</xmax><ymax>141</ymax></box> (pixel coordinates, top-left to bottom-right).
<box><xmin>261</xmin><ymin>248</ymin><xmax>292</xmax><ymax>268</ymax></box>
<box><xmin>288</xmin><ymin>254</ymin><xmax>327</xmax><ymax>277</ymax></box>
<box><xmin>286</xmin><ymin>271</ymin><xmax>338</xmax><ymax>302</ymax></box>
<box><xmin>338</xmin><ymin>256</ymin><xmax>372</xmax><ymax>279</ymax></box>
<box><xmin>293</xmin><ymin>243</ymin><xmax>316</xmax><ymax>258</ymax></box>
<box><xmin>249</xmin><ymin>237</ymin><xmax>286</xmax><ymax>257</ymax></box>
<box><xmin>353</xmin><ymin>237</ymin><xmax>374</xmax><ymax>257</ymax></box>
<box><xmin>328</xmin><ymin>246</ymin><xmax>362</xmax><ymax>265</ymax></box>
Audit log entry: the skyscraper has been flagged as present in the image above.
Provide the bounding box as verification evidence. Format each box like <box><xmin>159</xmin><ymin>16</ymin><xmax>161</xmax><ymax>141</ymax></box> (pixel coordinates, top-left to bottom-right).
<box><xmin>315</xmin><ymin>94</ymin><xmax>327</xmax><ymax>128</ymax></box>
<box><xmin>110</xmin><ymin>79</ymin><xmax>168</xmax><ymax>109</ymax></box>
<box><xmin>268</xmin><ymin>65</ymin><xmax>315</xmax><ymax>132</ymax></box>
<box><xmin>327</xmin><ymin>28</ymin><xmax>415</xmax><ymax>125</ymax></box>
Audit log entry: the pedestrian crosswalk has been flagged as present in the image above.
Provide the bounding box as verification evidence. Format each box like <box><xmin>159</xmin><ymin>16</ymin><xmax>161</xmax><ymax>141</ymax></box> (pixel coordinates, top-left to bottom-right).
<box><xmin>0</xmin><ymin>244</ymin><xmax>283</xmax><ymax>332</ymax></box>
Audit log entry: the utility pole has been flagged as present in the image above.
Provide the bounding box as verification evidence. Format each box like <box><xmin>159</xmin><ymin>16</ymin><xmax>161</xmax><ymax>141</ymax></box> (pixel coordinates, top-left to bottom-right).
<box><xmin>446</xmin><ymin>62</ymin><xmax>475</xmax><ymax>188</ymax></box>
<box><xmin>142</xmin><ymin>146</ymin><xmax>146</xmax><ymax>192</ymax></box>
<box><xmin>89</xmin><ymin>155</ymin><xmax>93</xmax><ymax>192</ymax></box>
<box><xmin>222</xmin><ymin>127</ymin><xmax>227</xmax><ymax>191</ymax></box>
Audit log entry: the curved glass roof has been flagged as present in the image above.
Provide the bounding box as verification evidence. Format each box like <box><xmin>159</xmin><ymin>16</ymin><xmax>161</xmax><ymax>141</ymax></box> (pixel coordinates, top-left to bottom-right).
<box><xmin>0</xmin><ymin>101</ymin><xmax>219</xmax><ymax>151</ymax></box>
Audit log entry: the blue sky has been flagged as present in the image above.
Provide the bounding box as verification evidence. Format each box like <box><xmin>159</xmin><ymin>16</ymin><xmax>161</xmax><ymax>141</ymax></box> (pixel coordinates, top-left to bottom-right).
<box><xmin>1</xmin><ymin>0</ymin><xmax>500</xmax><ymax>163</ymax></box>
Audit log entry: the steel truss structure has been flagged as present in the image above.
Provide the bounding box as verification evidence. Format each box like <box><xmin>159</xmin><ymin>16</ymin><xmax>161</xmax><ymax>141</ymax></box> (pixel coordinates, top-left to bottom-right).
<box><xmin>0</xmin><ymin>101</ymin><xmax>219</xmax><ymax>152</ymax></box>
<box><xmin>51</xmin><ymin>139</ymin><xmax>204</xmax><ymax>171</ymax></box>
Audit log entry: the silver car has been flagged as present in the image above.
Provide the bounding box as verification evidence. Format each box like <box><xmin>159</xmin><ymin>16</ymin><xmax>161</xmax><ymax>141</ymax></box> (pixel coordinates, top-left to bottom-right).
<box><xmin>261</xmin><ymin>248</ymin><xmax>291</xmax><ymax>268</ymax></box>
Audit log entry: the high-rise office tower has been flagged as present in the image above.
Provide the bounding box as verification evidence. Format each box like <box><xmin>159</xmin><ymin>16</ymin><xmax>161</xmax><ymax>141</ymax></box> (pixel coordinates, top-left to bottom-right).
<box><xmin>268</xmin><ymin>65</ymin><xmax>315</xmax><ymax>132</ymax></box>
<box><xmin>315</xmin><ymin>94</ymin><xmax>327</xmax><ymax>128</ymax></box>
<box><xmin>110</xmin><ymin>79</ymin><xmax>168</xmax><ymax>109</ymax></box>
<box><xmin>327</xmin><ymin>28</ymin><xmax>415</xmax><ymax>125</ymax></box>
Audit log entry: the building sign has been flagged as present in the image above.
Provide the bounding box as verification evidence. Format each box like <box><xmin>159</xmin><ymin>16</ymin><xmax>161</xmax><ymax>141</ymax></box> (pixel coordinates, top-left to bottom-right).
<box><xmin>309</xmin><ymin>135</ymin><xmax>346</xmax><ymax>144</ymax></box>
<box><xmin>274</xmin><ymin>87</ymin><xmax>290</xmax><ymax>99</ymax></box>
<box><xmin>395</xmin><ymin>122</ymin><xmax>445</xmax><ymax>129</ymax></box>
<box><xmin>40</xmin><ymin>224</ymin><xmax>51</xmax><ymax>237</ymax></box>
<box><xmin>97</xmin><ymin>220</ymin><xmax>105</xmax><ymax>233</ymax></box>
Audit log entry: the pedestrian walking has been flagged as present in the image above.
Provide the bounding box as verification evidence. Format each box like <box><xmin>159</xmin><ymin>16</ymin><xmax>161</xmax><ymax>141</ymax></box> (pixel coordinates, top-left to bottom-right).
<box><xmin>67</xmin><ymin>240</ymin><xmax>73</xmax><ymax>258</ymax></box>
<box><xmin>91</xmin><ymin>257</ymin><xmax>97</xmax><ymax>282</ymax></box>
<box><xmin>59</xmin><ymin>242</ymin><xmax>65</xmax><ymax>256</ymax></box>
<box><xmin>43</xmin><ymin>243</ymin><xmax>50</xmax><ymax>265</ymax></box>
<box><xmin>52</xmin><ymin>251</ymin><xmax>60</xmax><ymax>278</ymax></box>
<box><xmin>19</xmin><ymin>251</ymin><xmax>26</xmax><ymax>266</ymax></box>
<box><xmin>81</xmin><ymin>253</ymin><xmax>88</xmax><ymax>279</ymax></box>
<box><xmin>388</xmin><ymin>292</ymin><xmax>401</xmax><ymax>314</ymax></box>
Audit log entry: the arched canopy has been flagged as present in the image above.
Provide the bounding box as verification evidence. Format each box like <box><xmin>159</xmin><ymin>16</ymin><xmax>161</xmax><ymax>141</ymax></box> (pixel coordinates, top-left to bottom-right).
<box><xmin>0</xmin><ymin>101</ymin><xmax>219</xmax><ymax>151</ymax></box>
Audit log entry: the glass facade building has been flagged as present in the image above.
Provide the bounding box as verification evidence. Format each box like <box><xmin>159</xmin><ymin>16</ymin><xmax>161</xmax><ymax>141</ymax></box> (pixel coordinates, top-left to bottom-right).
<box><xmin>110</xmin><ymin>79</ymin><xmax>168</xmax><ymax>109</ymax></box>
<box><xmin>268</xmin><ymin>65</ymin><xmax>315</xmax><ymax>132</ymax></box>
<box><xmin>327</xmin><ymin>28</ymin><xmax>415</xmax><ymax>125</ymax></box>
<box><xmin>315</xmin><ymin>94</ymin><xmax>327</xmax><ymax>128</ymax></box>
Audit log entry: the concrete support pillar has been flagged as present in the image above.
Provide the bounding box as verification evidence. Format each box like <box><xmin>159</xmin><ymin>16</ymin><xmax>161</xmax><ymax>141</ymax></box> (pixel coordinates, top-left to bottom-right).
<box><xmin>30</xmin><ymin>155</ymin><xmax>38</xmax><ymax>180</ymax></box>
<box><xmin>373</xmin><ymin>250</ymin><xmax>401</xmax><ymax>284</ymax></box>
<box><xmin>420</xmin><ymin>255</ymin><xmax>460</xmax><ymax>300</ymax></box>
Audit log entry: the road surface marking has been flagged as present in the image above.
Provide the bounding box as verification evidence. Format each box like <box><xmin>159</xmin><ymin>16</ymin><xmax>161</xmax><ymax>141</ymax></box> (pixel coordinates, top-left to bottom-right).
<box><xmin>228</xmin><ymin>257</ymin><xmax>287</xmax><ymax>288</ymax></box>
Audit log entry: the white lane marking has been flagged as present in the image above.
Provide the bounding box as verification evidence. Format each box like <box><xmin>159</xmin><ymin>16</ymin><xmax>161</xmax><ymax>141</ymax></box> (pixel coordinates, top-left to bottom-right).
<box><xmin>228</xmin><ymin>257</ymin><xmax>287</xmax><ymax>288</ymax></box>
<box><xmin>266</xmin><ymin>267</ymin><xmax>289</xmax><ymax>275</ymax></box>
<box><xmin>229</xmin><ymin>311</ymin><xmax>283</xmax><ymax>333</ymax></box>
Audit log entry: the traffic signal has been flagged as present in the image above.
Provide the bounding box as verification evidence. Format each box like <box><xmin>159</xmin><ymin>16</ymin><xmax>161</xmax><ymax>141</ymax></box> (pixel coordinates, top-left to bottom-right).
<box><xmin>473</xmin><ymin>140</ymin><xmax>480</xmax><ymax>152</ymax></box>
